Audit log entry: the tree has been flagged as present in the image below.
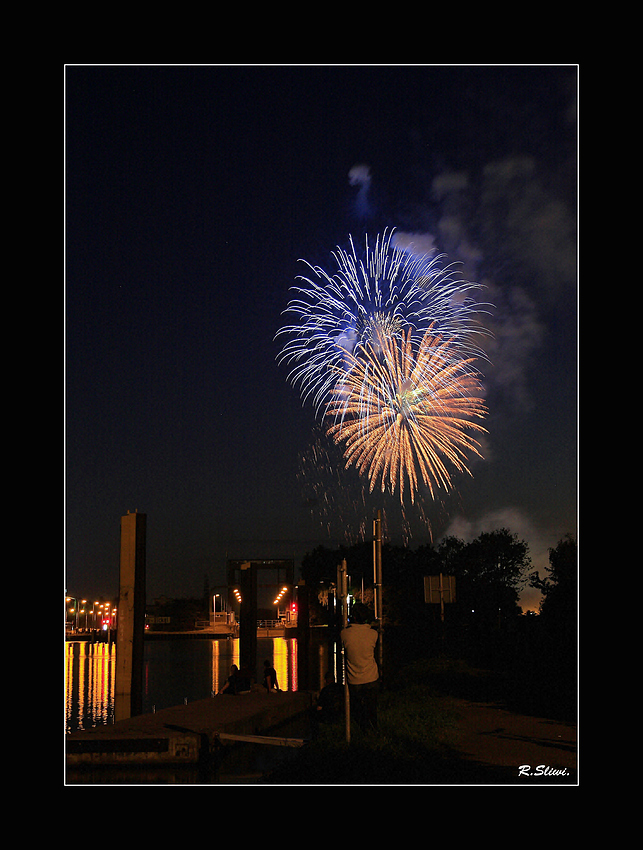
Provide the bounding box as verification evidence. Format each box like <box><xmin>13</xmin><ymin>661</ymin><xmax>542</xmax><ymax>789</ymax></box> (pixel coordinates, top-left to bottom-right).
<box><xmin>438</xmin><ymin>528</ymin><xmax>530</xmax><ymax>618</ymax></box>
<box><xmin>527</xmin><ymin>535</ymin><xmax>577</xmax><ymax>718</ymax></box>
<box><xmin>530</xmin><ymin>534</ymin><xmax>577</xmax><ymax>628</ymax></box>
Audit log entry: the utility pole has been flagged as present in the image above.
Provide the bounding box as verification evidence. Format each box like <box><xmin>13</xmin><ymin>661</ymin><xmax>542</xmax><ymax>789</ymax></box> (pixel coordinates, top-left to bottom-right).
<box><xmin>338</xmin><ymin>559</ymin><xmax>350</xmax><ymax>743</ymax></box>
<box><xmin>373</xmin><ymin>510</ymin><xmax>383</xmax><ymax>677</ymax></box>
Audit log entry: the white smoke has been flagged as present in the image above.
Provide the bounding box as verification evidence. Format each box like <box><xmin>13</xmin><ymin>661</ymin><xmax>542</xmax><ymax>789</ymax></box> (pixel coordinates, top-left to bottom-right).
<box><xmin>441</xmin><ymin>506</ymin><xmax>553</xmax><ymax>612</ymax></box>
<box><xmin>391</xmin><ymin>230</ymin><xmax>437</xmax><ymax>257</ymax></box>
<box><xmin>348</xmin><ymin>163</ymin><xmax>371</xmax><ymax>187</ymax></box>
<box><xmin>348</xmin><ymin>163</ymin><xmax>372</xmax><ymax>218</ymax></box>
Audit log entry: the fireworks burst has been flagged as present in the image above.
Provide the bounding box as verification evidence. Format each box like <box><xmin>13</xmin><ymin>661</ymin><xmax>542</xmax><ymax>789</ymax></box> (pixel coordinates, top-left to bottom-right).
<box><xmin>278</xmin><ymin>229</ymin><xmax>492</xmax><ymax>510</ymax></box>
<box><xmin>297</xmin><ymin>426</ymin><xmax>447</xmax><ymax>547</ymax></box>
<box><xmin>276</xmin><ymin>229</ymin><xmax>489</xmax><ymax>416</ymax></box>
<box><xmin>326</xmin><ymin>327</ymin><xmax>488</xmax><ymax>504</ymax></box>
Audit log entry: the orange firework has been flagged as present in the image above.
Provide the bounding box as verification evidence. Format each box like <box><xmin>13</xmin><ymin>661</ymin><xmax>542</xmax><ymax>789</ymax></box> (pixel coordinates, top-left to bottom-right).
<box><xmin>326</xmin><ymin>327</ymin><xmax>488</xmax><ymax>503</ymax></box>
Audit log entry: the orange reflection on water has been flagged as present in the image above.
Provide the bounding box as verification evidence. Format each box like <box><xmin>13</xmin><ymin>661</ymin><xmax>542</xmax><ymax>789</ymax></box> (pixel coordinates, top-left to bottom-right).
<box><xmin>67</xmin><ymin>636</ymin><xmax>324</xmax><ymax>732</ymax></box>
<box><xmin>268</xmin><ymin>637</ymin><xmax>298</xmax><ymax>691</ymax></box>
<box><xmin>65</xmin><ymin>640</ymin><xmax>115</xmax><ymax>733</ymax></box>
<box><xmin>211</xmin><ymin>638</ymin><xmax>240</xmax><ymax>694</ymax></box>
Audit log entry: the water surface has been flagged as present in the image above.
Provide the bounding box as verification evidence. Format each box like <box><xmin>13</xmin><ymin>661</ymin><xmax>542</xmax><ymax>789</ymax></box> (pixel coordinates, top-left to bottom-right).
<box><xmin>65</xmin><ymin>635</ymin><xmax>332</xmax><ymax>734</ymax></box>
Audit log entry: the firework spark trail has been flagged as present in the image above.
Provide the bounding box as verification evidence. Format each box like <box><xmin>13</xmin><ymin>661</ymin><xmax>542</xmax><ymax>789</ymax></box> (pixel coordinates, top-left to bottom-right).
<box><xmin>326</xmin><ymin>328</ymin><xmax>488</xmax><ymax>504</ymax></box>
<box><xmin>276</xmin><ymin>229</ymin><xmax>491</xmax><ymax>416</ymax></box>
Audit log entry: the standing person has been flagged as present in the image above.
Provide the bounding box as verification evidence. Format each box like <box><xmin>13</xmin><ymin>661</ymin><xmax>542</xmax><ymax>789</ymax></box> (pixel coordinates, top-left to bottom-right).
<box><xmin>262</xmin><ymin>659</ymin><xmax>279</xmax><ymax>693</ymax></box>
<box><xmin>340</xmin><ymin>602</ymin><xmax>379</xmax><ymax>732</ymax></box>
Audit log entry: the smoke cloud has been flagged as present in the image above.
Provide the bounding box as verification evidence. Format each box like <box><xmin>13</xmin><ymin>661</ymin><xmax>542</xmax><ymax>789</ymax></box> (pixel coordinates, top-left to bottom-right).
<box><xmin>442</xmin><ymin>506</ymin><xmax>551</xmax><ymax>611</ymax></box>
<box><xmin>348</xmin><ymin>163</ymin><xmax>372</xmax><ymax>218</ymax></box>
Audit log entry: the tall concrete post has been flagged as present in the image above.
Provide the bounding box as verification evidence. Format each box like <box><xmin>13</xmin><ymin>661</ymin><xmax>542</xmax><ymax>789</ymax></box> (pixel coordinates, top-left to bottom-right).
<box><xmin>115</xmin><ymin>511</ymin><xmax>146</xmax><ymax>722</ymax></box>
<box><xmin>295</xmin><ymin>581</ymin><xmax>310</xmax><ymax>689</ymax></box>
<box><xmin>239</xmin><ymin>561</ymin><xmax>257</xmax><ymax>680</ymax></box>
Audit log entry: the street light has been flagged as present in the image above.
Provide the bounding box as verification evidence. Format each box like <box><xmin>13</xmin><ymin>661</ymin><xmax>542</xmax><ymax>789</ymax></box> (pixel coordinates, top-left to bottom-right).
<box><xmin>66</xmin><ymin>596</ymin><xmax>78</xmax><ymax>630</ymax></box>
<box><xmin>273</xmin><ymin>586</ymin><xmax>290</xmax><ymax>620</ymax></box>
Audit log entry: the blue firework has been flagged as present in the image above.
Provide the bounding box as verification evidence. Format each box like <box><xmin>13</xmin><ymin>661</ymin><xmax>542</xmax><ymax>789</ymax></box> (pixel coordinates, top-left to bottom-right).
<box><xmin>276</xmin><ymin>228</ymin><xmax>490</xmax><ymax>416</ymax></box>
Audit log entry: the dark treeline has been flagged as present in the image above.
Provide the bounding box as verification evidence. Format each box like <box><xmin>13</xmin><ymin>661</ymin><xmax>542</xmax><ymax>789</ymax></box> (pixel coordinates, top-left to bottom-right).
<box><xmin>301</xmin><ymin>529</ymin><xmax>577</xmax><ymax>721</ymax></box>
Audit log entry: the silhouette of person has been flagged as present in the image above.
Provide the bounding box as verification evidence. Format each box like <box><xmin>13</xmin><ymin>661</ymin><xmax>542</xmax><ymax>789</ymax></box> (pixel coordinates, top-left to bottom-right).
<box><xmin>219</xmin><ymin>663</ymin><xmax>251</xmax><ymax>695</ymax></box>
<box><xmin>219</xmin><ymin>664</ymin><xmax>241</xmax><ymax>695</ymax></box>
<box><xmin>262</xmin><ymin>659</ymin><xmax>279</xmax><ymax>693</ymax></box>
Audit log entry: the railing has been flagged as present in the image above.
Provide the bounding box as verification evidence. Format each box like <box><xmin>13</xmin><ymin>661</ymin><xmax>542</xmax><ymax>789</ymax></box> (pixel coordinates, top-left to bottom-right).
<box><xmin>193</xmin><ymin>619</ymin><xmax>287</xmax><ymax>631</ymax></box>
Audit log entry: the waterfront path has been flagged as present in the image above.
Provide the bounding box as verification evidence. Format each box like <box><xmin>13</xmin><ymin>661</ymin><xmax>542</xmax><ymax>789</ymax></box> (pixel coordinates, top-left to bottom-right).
<box><xmin>66</xmin><ymin>690</ymin><xmax>312</xmax><ymax>768</ymax></box>
<box><xmin>66</xmin><ymin>684</ymin><xmax>577</xmax><ymax>784</ymax></box>
<box><xmin>437</xmin><ymin>696</ymin><xmax>577</xmax><ymax>784</ymax></box>
<box><xmin>66</xmin><ymin>690</ymin><xmax>577</xmax><ymax>784</ymax></box>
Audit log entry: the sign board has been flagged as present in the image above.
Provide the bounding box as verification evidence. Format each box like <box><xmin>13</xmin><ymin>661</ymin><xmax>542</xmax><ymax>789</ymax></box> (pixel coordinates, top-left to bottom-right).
<box><xmin>424</xmin><ymin>574</ymin><xmax>456</xmax><ymax>604</ymax></box>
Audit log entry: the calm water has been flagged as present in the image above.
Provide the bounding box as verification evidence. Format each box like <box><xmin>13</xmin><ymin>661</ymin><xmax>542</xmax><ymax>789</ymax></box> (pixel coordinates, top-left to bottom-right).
<box><xmin>65</xmin><ymin>635</ymin><xmax>333</xmax><ymax>735</ymax></box>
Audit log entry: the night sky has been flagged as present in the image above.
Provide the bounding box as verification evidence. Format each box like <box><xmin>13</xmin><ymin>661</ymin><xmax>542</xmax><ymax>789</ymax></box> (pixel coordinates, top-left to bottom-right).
<box><xmin>65</xmin><ymin>65</ymin><xmax>577</xmax><ymax>611</ymax></box>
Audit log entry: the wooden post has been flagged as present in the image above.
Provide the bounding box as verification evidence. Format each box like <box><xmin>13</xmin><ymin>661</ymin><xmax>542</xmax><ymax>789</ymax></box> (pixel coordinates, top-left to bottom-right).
<box><xmin>115</xmin><ymin>511</ymin><xmax>146</xmax><ymax>722</ymax></box>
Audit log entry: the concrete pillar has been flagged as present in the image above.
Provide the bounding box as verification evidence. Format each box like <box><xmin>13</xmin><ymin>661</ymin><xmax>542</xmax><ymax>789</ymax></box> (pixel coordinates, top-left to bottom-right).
<box><xmin>115</xmin><ymin>511</ymin><xmax>146</xmax><ymax>722</ymax></box>
<box><xmin>239</xmin><ymin>561</ymin><xmax>257</xmax><ymax>680</ymax></box>
<box><xmin>295</xmin><ymin>582</ymin><xmax>310</xmax><ymax>689</ymax></box>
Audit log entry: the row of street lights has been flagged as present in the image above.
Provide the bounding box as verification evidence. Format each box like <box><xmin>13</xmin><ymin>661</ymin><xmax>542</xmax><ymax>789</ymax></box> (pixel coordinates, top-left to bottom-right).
<box><xmin>65</xmin><ymin>596</ymin><xmax>117</xmax><ymax>631</ymax></box>
<box><xmin>215</xmin><ymin>587</ymin><xmax>296</xmax><ymax>624</ymax></box>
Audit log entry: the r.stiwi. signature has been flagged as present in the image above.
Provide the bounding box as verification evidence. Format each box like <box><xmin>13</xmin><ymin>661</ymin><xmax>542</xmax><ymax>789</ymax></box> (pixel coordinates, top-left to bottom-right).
<box><xmin>518</xmin><ymin>765</ymin><xmax>570</xmax><ymax>777</ymax></box>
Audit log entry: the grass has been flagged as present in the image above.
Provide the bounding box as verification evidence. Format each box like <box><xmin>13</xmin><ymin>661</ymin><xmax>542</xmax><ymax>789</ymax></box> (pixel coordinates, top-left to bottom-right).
<box><xmin>262</xmin><ymin>657</ymin><xmax>478</xmax><ymax>785</ymax></box>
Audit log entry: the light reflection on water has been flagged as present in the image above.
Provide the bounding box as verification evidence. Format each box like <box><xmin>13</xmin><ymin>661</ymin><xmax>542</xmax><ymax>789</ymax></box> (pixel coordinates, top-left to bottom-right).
<box><xmin>65</xmin><ymin>641</ymin><xmax>116</xmax><ymax>733</ymax></box>
<box><xmin>65</xmin><ymin>636</ymin><xmax>326</xmax><ymax>735</ymax></box>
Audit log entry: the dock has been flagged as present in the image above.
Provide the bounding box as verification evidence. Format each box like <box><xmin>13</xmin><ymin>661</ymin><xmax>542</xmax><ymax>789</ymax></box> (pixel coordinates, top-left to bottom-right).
<box><xmin>66</xmin><ymin>690</ymin><xmax>313</xmax><ymax>768</ymax></box>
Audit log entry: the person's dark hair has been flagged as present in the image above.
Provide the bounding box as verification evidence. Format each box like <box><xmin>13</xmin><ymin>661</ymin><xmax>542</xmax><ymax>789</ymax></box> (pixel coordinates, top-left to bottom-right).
<box><xmin>350</xmin><ymin>602</ymin><xmax>372</xmax><ymax>624</ymax></box>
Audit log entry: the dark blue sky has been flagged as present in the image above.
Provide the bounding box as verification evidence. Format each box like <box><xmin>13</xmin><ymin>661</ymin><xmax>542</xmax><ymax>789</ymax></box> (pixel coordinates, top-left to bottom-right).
<box><xmin>65</xmin><ymin>65</ymin><xmax>577</xmax><ymax>609</ymax></box>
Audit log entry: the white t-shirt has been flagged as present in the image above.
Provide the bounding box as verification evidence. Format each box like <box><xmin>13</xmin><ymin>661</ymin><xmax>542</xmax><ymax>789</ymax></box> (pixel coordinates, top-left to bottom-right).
<box><xmin>340</xmin><ymin>623</ymin><xmax>379</xmax><ymax>685</ymax></box>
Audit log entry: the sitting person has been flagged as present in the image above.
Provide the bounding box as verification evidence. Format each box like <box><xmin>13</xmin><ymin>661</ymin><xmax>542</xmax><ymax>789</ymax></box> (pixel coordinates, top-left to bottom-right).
<box><xmin>262</xmin><ymin>659</ymin><xmax>280</xmax><ymax>693</ymax></box>
<box><xmin>218</xmin><ymin>664</ymin><xmax>251</xmax><ymax>695</ymax></box>
<box><xmin>219</xmin><ymin>664</ymin><xmax>241</xmax><ymax>695</ymax></box>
